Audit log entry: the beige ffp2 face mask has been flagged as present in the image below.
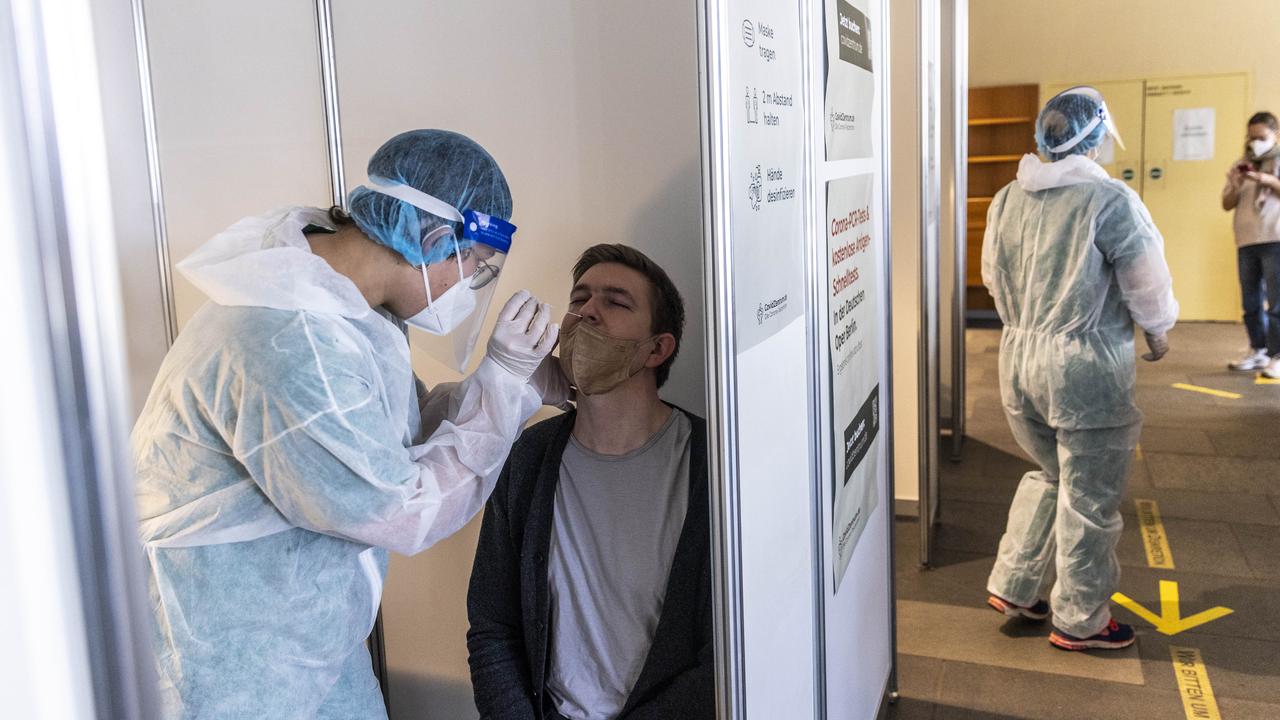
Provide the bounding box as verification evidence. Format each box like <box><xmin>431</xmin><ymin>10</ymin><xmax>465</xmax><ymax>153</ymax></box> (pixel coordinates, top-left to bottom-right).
<box><xmin>557</xmin><ymin>321</ymin><xmax>657</xmax><ymax>396</ymax></box>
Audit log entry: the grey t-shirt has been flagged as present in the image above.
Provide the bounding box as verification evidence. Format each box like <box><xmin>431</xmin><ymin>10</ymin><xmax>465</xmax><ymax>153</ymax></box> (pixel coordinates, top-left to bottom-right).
<box><xmin>546</xmin><ymin>410</ymin><xmax>692</xmax><ymax>720</ymax></box>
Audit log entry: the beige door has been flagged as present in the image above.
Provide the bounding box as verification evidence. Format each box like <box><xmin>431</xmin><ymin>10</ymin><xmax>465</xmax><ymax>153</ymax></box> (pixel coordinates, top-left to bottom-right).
<box><xmin>1142</xmin><ymin>74</ymin><xmax>1249</xmax><ymax>321</ymax></box>
<box><xmin>1042</xmin><ymin>80</ymin><xmax>1147</xmax><ymax>194</ymax></box>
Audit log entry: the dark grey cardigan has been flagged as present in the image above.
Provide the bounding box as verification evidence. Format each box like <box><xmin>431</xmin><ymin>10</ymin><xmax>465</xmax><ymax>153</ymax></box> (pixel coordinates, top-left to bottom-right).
<box><xmin>465</xmin><ymin>407</ymin><xmax>714</xmax><ymax>720</ymax></box>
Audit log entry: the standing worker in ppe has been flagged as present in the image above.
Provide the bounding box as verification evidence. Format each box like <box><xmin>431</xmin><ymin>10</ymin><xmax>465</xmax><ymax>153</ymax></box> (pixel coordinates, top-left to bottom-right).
<box><xmin>981</xmin><ymin>89</ymin><xmax>1179</xmax><ymax>651</ymax></box>
<box><xmin>131</xmin><ymin>129</ymin><xmax>566</xmax><ymax>718</ymax></box>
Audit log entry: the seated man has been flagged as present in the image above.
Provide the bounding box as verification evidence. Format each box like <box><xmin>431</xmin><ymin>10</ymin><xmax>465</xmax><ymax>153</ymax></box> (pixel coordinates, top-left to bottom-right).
<box><xmin>467</xmin><ymin>244</ymin><xmax>713</xmax><ymax>720</ymax></box>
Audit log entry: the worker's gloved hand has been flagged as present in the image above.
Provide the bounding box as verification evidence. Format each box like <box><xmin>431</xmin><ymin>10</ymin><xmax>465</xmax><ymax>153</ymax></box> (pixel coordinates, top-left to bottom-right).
<box><xmin>486</xmin><ymin>290</ymin><xmax>560</xmax><ymax>381</ymax></box>
<box><xmin>529</xmin><ymin>355</ymin><xmax>574</xmax><ymax>409</ymax></box>
<box><xmin>1141</xmin><ymin>331</ymin><xmax>1169</xmax><ymax>362</ymax></box>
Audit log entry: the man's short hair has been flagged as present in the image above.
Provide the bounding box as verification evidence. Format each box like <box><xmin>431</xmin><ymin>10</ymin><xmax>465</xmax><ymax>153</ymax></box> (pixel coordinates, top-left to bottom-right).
<box><xmin>572</xmin><ymin>244</ymin><xmax>686</xmax><ymax>389</ymax></box>
<box><xmin>1249</xmin><ymin>112</ymin><xmax>1278</xmax><ymax>131</ymax></box>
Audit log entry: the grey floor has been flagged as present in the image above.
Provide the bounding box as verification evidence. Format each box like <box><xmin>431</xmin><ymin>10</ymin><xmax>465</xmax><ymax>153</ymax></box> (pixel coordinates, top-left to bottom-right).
<box><xmin>888</xmin><ymin>323</ymin><xmax>1280</xmax><ymax>719</ymax></box>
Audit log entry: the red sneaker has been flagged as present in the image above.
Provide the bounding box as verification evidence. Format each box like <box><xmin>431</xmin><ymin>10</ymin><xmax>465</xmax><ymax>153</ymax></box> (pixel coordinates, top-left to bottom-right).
<box><xmin>1050</xmin><ymin>619</ymin><xmax>1136</xmax><ymax>651</ymax></box>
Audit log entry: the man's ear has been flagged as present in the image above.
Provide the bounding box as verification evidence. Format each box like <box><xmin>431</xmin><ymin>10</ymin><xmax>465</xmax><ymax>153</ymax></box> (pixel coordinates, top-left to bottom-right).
<box><xmin>644</xmin><ymin>333</ymin><xmax>678</xmax><ymax>369</ymax></box>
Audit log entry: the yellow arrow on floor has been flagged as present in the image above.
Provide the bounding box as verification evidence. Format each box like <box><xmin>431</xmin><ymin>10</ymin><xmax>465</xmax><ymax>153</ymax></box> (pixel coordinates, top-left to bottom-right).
<box><xmin>1112</xmin><ymin>581</ymin><xmax>1233</xmax><ymax>636</ymax></box>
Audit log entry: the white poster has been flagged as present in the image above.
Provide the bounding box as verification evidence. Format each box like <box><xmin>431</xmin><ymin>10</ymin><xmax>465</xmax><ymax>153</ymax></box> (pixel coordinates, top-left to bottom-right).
<box><xmin>827</xmin><ymin>174</ymin><xmax>881</xmax><ymax>589</ymax></box>
<box><xmin>731</xmin><ymin>1</ymin><xmax>806</xmax><ymax>351</ymax></box>
<box><xmin>823</xmin><ymin>0</ymin><xmax>875</xmax><ymax>160</ymax></box>
<box><xmin>1174</xmin><ymin>107</ymin><xmax>1216</xmax><ymax>161</ymax></box>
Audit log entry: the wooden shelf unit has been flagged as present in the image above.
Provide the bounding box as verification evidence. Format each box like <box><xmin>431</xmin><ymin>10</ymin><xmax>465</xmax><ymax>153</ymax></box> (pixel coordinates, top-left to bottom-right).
<box><xmin>969</xmin><ymin>154</ymin><xmax>1023</xmax><ymax>164</ymax></box>
<box><xmin>965</xmin><ymin>84</ymin><xmax>1039</xmax><ymax>313</ymax></box>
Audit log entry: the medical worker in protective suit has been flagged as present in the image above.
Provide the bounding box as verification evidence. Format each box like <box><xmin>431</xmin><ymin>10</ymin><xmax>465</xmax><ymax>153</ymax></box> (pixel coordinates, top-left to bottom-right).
<box><xmin>982</xmin><ymin>89</ymin><xmax>1178</xmax><ymax>651</ymax></box>
<box><xmin>131</xmin><ymin>130</ymin><xmax>569</xmax><ymax>718</ymax></box>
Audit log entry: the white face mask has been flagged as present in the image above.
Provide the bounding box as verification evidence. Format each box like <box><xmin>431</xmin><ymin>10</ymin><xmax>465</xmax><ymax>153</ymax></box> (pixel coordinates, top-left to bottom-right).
<box><xmin>1249</xmin><ymin>137</ymin><xmax>1276</xmax><ymax>157</ymax></box>
<box><xmin>404</xmin><ymin>259</ymin><xmax>477</xmax><ymax>336</ymax></box>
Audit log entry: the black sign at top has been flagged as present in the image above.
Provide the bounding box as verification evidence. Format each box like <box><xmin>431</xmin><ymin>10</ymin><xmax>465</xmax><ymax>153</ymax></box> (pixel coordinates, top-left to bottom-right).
<box><xmin>836</xmin><ymin>1</ymin><xmax>872</xmax><ymax>72</ymax></box>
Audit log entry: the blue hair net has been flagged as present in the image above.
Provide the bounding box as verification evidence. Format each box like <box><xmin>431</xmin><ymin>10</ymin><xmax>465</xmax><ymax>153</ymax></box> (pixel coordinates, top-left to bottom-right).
<box><xmin>1035</xmin><ymin>92</ymin><xmax>1108</xmax><ymax>162</ymax></box>
<box><xmin>347</xmin><ymin>130</ymin><xmax>513</xmax><ymax>266</ymax></box>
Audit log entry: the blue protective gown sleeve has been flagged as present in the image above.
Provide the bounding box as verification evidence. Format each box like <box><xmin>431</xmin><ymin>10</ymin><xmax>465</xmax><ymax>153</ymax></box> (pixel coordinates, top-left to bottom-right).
<box><xmin>232</xmin><ymin>313</ymin><xmax>540</xmax><ymax>556</ymax></box>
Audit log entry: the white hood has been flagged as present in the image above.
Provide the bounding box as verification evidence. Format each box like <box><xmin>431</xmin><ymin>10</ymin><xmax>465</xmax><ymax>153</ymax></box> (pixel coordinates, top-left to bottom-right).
<box><xmin>1015</xmin><ymin>153</ymin><xmax>1111</xmax><ymax>193</ymax></box>
<box><xmin>177</xmin><ymin>207</ymin><xmax>373</xmax><ymax>319</ymax></box>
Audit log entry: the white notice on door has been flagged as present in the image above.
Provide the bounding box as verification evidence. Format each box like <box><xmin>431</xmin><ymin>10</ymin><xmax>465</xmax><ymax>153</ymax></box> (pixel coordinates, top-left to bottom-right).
<box><xmin>1173</xmin><ymin>107</ymin><xmax>1215</xmax><ymax>161</ymax></box>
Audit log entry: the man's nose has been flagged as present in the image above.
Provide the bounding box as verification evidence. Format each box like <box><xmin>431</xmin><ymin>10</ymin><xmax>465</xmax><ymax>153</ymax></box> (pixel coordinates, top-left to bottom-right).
<box><xmin>578</xmin><ymin>298</ymin><xmax>604</xmax><ymax>324</ymax></box>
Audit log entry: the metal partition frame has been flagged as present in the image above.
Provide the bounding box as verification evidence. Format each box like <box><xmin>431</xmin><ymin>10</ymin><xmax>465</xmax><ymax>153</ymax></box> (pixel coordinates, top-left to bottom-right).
<box><xmin>917</xmin><ymin>0</ymin><xmax>942</xmax><ymax>566</ymax></box>
<box><xmin>6</xmin><ymin>0</ymin><xmax>162</xmax><ymax>715</ymax></box>
<box><xmin>799</xmin><ymin>0</ymin><xmax>826</xmax><ymax>714</ymax></box>
<box><xmin>918</xmin><ymin>0</ymin><xmax>969</xmax><ymax>564</ymax></box>
<box><xmin>129</xmin><ymin>0</ymin><xmax>177</xmax><ymax>346</ymax></box>
<box><xmin>700</xmin><ymin>0</ymin><xmax>897</xmax><ymax>715</ymax></box>
<box><xmin>695</xmin><ymin>1</ymin><xmax>745</xmax><ymax>715</ymax></box>
<box><xmin>314</xmin><ymin>0</ymin><xmax>346</xmax><ymax>211</ymax></box>
<box><xmin>881</xmin><ymin>3</ymin><xmax>900</xmax><ymax>701</ymax></box>
<box><xmin>948</xmin><ymin>0</ymin><xmax>968</xmax><ymax>462</ymax></box>
<box><xmin>816</xmin><ymin>0</ymin><xmax>898</xmax><ymax>712</ymax></box>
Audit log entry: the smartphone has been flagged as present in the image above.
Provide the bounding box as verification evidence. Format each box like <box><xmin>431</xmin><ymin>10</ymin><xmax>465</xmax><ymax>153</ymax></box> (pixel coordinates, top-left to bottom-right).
<box><xmin>1237</xmin><ymin>161</ymin><xmax>1256</xmax><ymax>174</ymax></box>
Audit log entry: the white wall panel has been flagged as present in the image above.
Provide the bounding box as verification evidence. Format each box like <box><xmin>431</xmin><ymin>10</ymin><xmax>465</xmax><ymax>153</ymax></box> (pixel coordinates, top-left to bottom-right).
<box><xmin>143</xmin><ymin>0</ymin><xmax>329</xmax><ymax>328</ymax></box>
<box><xmin>330</xmin><ymin>3</ymin><xmax>706</xmax><ymax>716</ymax></box>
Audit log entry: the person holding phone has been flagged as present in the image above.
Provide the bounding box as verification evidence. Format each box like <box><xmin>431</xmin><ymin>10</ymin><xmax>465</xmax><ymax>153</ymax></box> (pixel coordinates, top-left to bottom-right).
<box><xmin>1223</xmin><ymin>111</ymin><xmax>1280</xmax><ymax>377</ymax></box>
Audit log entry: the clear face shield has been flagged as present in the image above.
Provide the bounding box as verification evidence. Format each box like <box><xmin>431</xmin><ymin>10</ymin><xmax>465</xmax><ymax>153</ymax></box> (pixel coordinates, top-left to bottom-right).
<box><xmin>366</xmin><ymin>177</ymin><xmax>516</xmax><ymax>372</ymax></box>
<box><xmin>1045</xmin><ymin>86</ymin><xmax>1126</xmax><ymax>155</ymax></box>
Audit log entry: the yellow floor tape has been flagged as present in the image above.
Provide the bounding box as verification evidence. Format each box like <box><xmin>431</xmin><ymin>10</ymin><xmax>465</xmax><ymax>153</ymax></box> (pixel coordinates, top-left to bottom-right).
<box><xmin>1256</xmin><ymin>374</ymin><xmax>1280</xmax><ymax>385</ymax></box>
<box><xmin>1171</xmin><ymin>383</ymin><xmax>1242</xmax><ymax>400</ymax></box>
<box><xmin>1170</xmin><ymin>646</ymin><xmax>1221</xmax><ymax>720</ymax></box>
<box><xmin>1135</xmin><ymin>499</ymin><xmax>1174</xmax><ymax>569</ymax></box>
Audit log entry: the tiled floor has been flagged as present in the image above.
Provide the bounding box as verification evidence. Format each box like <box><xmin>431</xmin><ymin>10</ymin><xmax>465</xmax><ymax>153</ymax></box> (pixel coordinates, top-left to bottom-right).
<box><xmin>889</xmin><ymin>323</ymin><xmax>1280</xmax><ymax>719</ymax></box>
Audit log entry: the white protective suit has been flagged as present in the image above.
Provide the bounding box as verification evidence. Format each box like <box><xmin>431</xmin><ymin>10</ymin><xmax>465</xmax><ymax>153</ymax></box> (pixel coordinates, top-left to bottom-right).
<box><xmin>131</xmin><ymin>207</ymin><xmax>541</xmax><ymax>718</ymax></box>
<box><xmin>983</xmin><ymin>155</ymin><xmax>1178</xmax><ymax>639</ymax></box>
